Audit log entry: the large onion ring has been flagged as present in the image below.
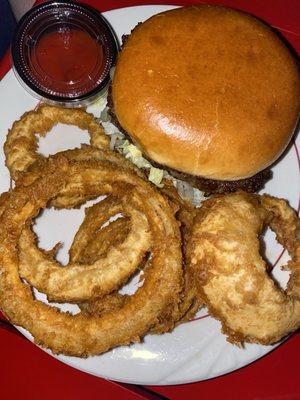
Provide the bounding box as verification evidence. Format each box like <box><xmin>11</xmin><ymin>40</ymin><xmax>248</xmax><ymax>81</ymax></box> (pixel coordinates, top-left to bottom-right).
<box><xmin>189</xmin><ymin>191</ymin><xmax>300</xmax><ymax>344</ymax></box>
<box><xmin>4</xmin><ymin>104</ymin><xmax>109</xmax><ymax>181</ymax></box>
<box><xmin>0</xmin><ymin>156</ymin><xmax>182</xmax><ymax>356</ymax></box>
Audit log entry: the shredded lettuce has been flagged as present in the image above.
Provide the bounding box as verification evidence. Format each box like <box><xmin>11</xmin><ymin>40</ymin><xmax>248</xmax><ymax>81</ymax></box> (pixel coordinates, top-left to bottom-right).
<box><xmin>93</xmin><ymin>98</ymin><xmax>204</xmax><ymax>205</ymax></box>
<box><xmin>117</xmin><ymin>141</ymin><xmax>152</xmax><ymax>169</ymax></box>
<box><xmin>100</xmin><ymin>107</ymin><xmax>110</xmax><ymax>122</ymax></box>
<box><xmin>109</xmin><ymin>134</ymin><xmax>118</xmax><ymax>150</ymax></box>
<box><xmin>124</xmin><ymin>143</ymin><xmax>142</xmax><ymax>159</ymax></box>
<box><xmin>148</xmin><ymin>167</ymin><xmax>164</xmax><ymax>187</ymax></box>
<box><xmin>87</xmin><ymin>95</ymin><xmax>108</xmax><ymax>117</ymax></box>
<box><xmin>193</xmin><ymin>187</ymin><xmax>206</xmax><ymax>206</ymax></box>
<box><xmin>110</xmin><ymin>66</ymin><xmax>116</xmax><ymax>80</ymax></box>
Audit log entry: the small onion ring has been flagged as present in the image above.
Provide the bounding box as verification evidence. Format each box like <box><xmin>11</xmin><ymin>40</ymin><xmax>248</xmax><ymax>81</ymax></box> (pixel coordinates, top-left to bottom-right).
<box><xmin>18</xmin><ymin>195</ymin><xmax>151</xmax><ymax>302</ymax></box>
<box><xmin>4</xmin><ymin>104</ymin><xmax>109</xmax><ymax>181</ymax></box>
<box><xmin>70</xmin><ymin>196</ymin><xmax>130</xmax><ymax>264</ymax></box>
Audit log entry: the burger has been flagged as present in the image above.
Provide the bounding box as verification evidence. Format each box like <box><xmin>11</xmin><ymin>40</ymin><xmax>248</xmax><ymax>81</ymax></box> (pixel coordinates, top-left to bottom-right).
<box><xmin>108</xmin><ymin>5</ymin><xmax>300</xmax><ymax>194</ymax></box>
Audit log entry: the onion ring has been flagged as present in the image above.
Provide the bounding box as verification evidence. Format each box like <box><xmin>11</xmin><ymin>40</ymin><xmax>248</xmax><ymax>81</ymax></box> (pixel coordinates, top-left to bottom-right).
<box><xmin>0</xmin><ymin>156</ymin><xmax>182</xmax><ymax>356</ymax></box>
<box><xmin>69</xmin><ymin>196</ymin><xmax>151</xmax><ymax>317</ymax></box>
<box><xmin>189</xmin><ymin>191</ymin><xmax>300</xmax><ymax>344</ymax></box>
<box><xmin>79</xmin><ymin>182</ymin><xmax>202</xmax><ymax>333</ymax></box>
<box><xmin>17</xmin><ymin>145</ymin><xmax>143</xmax><ymax>209</ymax></box>
<box><xmin>70</xmin><ymin>197</ymin><xmax>130</xmax><ymax>264</ymax></box>
<box><xmin>18</xmin><ymin>194</ymin><xmax>151</xmax><ymax>302</ymax></box>
<box><xmin>4</xmin><ymin>104</ymin><xmax>109</xmax><ymax>181</ymax></box>
<box><xmin>16</xmin><ymin>149</ymin><xmax>154</xmax><ymax>303</ymax></box>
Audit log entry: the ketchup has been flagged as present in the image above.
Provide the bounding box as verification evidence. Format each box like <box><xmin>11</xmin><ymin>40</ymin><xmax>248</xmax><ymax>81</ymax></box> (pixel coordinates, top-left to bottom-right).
<box><xmin>13</xmin><ymin>1</ymin><xmax>118</xmax><ymax>105</ymax></box>
<box><xmin>31</xmin><ymin>28</ymin><xmax>104</xmax><ymax>94</ymax></box>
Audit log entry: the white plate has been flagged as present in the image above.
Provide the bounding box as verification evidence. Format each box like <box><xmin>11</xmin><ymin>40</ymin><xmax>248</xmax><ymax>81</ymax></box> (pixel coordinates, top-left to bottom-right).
<box><xmin>0</xmin><ymin>5</ymin><xmax>299</xmax><ymax>386</ymax></box>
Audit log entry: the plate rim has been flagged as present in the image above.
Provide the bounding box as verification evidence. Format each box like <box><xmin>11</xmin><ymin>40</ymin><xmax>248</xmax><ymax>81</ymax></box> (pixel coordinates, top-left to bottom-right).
<box><xmin>0</xmin><ymin>3</ymin><xmax>299</xmax><ymax>386</ymax></box>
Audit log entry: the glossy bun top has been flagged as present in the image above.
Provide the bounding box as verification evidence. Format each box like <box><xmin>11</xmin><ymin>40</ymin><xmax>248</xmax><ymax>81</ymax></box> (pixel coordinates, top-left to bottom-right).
<box><xmin>112</xmin><ymin>5</ymin><xmax>300</xmax><ymax>180</ymax></box>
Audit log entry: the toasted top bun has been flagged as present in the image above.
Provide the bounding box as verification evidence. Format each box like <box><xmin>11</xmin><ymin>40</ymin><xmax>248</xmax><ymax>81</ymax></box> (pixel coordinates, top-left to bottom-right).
<box><xmin>112</xmin><ymin>6</ymin><xmax>300</xmax><ymax>180</ymax></box>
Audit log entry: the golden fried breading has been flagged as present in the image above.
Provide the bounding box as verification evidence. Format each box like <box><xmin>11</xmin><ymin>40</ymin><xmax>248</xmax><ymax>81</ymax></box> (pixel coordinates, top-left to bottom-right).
<box><xmin>76</xmin><ymin>186</ymin><xmax>202</xmax><ymax>332</ymax></box>
<box><xmin>189</xmin><ymin>192</ymin><xmax>300</xmax><ymax>345</ymax></box>
<box><xmin>18</xmin><ymin>196</ymin><xmax>151</xmax><ymax>302</ymax></box>
<box><xmin>17</xmin><ymin>145</ymin><xmax>144</xmax><ymax>208</ymax></box>
<box><xmin>69</xmin><ymin>196</ymin><xmax>130</xmax><ymax>264</ymax></box>
<box><xmin>4</xmin><ymin>104</ymin><xmax>109</xmax><ymax>181</ymax></box>
<box><xmin>0</xmin><ymin>156</ymin><xmax>183</xmax><ymax>357</ymax></box>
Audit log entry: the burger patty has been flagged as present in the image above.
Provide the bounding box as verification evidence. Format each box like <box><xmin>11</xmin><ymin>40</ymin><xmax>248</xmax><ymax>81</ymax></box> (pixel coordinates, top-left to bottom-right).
<box><xmin>167</xmin><ymin>167</ymin><xmax>272</xmax><ymax>195</ymax></box>
<box><xmin>107</xmin><ymin>85</ymin><xmax>272</xmax><ymax>195</ymax></box>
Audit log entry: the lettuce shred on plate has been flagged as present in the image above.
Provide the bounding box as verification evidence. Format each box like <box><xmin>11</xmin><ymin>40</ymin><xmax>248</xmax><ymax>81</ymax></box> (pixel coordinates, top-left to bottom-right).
<box><xmin>96</xmin><ymin>105</ymin><xmax>205</xmax><ymax>206</ymax></box>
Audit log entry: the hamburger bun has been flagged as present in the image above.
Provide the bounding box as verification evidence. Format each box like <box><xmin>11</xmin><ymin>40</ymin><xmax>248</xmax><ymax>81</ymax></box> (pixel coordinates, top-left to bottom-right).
<box><xmin>112</xmin><ymin>5</ymin><xmax>300</xmax><ymax>181</ymax></box>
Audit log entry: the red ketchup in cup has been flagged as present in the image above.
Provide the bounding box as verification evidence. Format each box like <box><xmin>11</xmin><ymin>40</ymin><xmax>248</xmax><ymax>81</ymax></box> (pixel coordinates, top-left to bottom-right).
<box><xmin>12</xmin><ymin>1</ymin><xmax>118</xmax><ymax>107</ymax></box>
